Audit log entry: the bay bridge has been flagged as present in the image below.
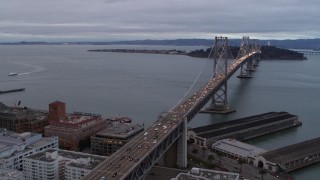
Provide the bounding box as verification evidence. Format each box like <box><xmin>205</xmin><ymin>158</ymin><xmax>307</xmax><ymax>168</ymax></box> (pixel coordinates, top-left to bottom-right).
<box><xmin>84</xmin><ymin>36</ymin><xmax>261</xmax><ymax>180</ymax></box>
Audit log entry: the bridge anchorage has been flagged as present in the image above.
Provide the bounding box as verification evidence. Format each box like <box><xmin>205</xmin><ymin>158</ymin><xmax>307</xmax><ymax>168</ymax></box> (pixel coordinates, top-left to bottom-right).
<box><xmin>84</xmin><ymin>36</ymin><xmax>260</xmax><ymax>180</ymax></box>
<box><xmin>201</xmin><ymin>36</ymin><xmax>261</xmax><ymax>114</ymax></box>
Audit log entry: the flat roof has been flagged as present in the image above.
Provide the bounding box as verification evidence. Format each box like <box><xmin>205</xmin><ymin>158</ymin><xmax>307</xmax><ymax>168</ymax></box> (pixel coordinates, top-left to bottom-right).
<box><xmin>25</xmin><ymin>149</ymin><xmax>106</xmax><ymax>170</ymax></box>
<box><xmin>0</xmin><ymin>137</ymin><xmax>57</xmax><ymax>160</ymax></box>
<box><xmin>96</xmin><ymin>123</ymin><xmax>144</xmax><ymax>138</ymax></box>
<box><xmin>0</xmin><ymin>105</ymin><xmax>47</xmax><ymax>121</ymax></box>
<box><xmin>261</xmin><ymin>137</ymin><xmax>320</xmax><ymax>165</ymax></box>
<box><xmin>194</xmin><ymin>112</ymin><xmax>297</xmax><ymax>138</ymax></box>
<box><xmin>212</xmin><ymin>138</ymin><xmax>267</xmax><ymax>158</ymax></box>
<box><xmin>191</xmin><ymin>112</ymin><xmax>291</xmax><ymax>134</ymax></box>
<box><xmin>0</xmin><ymin>130</ymin><xmax>51</xmax><ymax>157</ymax></box>
<box><xmin>174</xmin><ymin>167</ymin><xmax>239</xmax><ymax>180</ymax></box>
<box><xmin>66</xmin><ymin>113</ymin><xmax>102</xmax><ymax>124</ymax></box>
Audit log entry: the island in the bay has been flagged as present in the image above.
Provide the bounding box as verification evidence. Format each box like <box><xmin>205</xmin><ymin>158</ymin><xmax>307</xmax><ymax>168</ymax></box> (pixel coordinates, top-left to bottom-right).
<box><xmin>88</xmin><ymin>45</ymin><xmax>307</xmax><ymax>60</ymax></box>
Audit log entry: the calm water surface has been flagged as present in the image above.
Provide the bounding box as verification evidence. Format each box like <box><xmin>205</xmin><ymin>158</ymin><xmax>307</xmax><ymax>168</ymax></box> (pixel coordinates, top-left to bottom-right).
<box><xmin>0</xmin><ymin>45</ymin><xmax>319</xmax><ymax>179</ymax></box>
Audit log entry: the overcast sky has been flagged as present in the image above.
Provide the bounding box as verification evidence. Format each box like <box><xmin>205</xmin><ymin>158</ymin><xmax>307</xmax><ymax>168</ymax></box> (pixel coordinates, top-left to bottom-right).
<box><xmin>0</xmin><ymin>0</ymin><xmax>319</xmax><ymax>42</ymax></box>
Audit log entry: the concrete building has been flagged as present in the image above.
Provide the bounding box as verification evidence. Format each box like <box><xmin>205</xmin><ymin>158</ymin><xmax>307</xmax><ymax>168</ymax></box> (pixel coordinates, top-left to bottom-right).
<box><xmin>0</xmin><ymin>102</ymin><xmax>48</xmax><ymax>133</ymax></box>
<box><xmin>211</xmin><ymin>138</ymin><xmax>267</xmax><ymax>161</ymax></box>
<box><xmin>0</xmin><ymin>128</ymin><xmax>58</xmax><ymax>171</ymax></box>
<box><xmin>44</xmin><ymin>101</ymin><xmax>109</xmax><ymax>151</ymax></box>
<box><xmin>91</xmin><ymin>122</ymin><xmax>144</xmax><ymax>156</ymax></box>
<box><xmin>0</xmin><ymin>167</ymin><xmax>24</xmax><ymax>180</ymax></box>
<box><xmin>23</xmin><ymin>149</ymin><xmax>106</xmax><ymax>180</ymax></box>
<box><xmin>171</xmin><ymin>167</ymin><xmax>239</xmax><ymax>180</ymax></box>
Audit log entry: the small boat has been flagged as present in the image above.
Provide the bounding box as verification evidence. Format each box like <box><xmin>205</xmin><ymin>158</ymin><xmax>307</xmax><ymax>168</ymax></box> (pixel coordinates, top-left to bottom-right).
<box><xmin>8</xmin><ymin>72</ymin><xmax>18</xmax><ymax>76</ymax></box>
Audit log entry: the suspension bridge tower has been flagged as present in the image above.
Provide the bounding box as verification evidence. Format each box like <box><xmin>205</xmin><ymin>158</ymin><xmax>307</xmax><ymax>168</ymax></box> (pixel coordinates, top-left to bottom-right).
<box><xmin>201</xmin><ymin>36</ymin><xmax>236</xmax><ymax>114</ymax></box>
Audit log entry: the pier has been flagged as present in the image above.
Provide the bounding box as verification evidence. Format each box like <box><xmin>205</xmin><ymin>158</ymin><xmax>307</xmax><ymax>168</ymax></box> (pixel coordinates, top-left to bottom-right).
<box><xmin>187</xmin><ymin>112</ymin><xmax>302</xmax><ymax>147</ymax></box>
<box><xmin>0</xmin><ymin>88</ymin><xmax>25</xmax><ymax>94</ymax></box>
<box><xmin>253</xmin><ymin>137</ymin><xmax>320</xmax><ymax>173</ymax></box>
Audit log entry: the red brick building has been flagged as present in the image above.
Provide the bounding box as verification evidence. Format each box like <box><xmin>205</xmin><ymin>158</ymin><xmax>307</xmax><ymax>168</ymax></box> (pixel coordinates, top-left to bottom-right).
<box><xmin>44</xmin><ymin>101</ymin><xmax>109</xmax><ymax>151</ymax></box>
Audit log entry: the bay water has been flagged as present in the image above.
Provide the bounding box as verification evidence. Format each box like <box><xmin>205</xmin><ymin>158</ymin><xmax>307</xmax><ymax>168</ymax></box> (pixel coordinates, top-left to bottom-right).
<box><xmin>0</xmin><ymin>45</ymin><xmax>319</xmax><ymax>179</ymax></box>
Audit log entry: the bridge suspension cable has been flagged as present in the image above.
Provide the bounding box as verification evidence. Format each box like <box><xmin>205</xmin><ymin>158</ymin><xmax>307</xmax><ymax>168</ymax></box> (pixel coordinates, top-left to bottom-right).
<box><xmin>168</xmin><ymin>37</ymin><xmax>236</xmax><ymax>117</ymax></box>
<box><xmin>168</xmin><ymin>50</ymin><xmax>212</xmax><ymax>113</ymax></box>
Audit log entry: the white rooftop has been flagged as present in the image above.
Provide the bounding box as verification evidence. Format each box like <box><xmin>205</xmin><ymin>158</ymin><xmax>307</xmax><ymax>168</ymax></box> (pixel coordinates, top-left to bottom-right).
<box><xmin>25</xmin><ymin>149</ymin><xmax>106</xmax><ymax>170</ymax></box>
<box><xmin>172</xmin><ymin>167</ymin><xmax>239</xmax><ymax>180</ymax></box>
<box><xmin>212</xmin><ymin>138</ymin><xmax>267</xmax><ymax>158</ymax></box>
<box><xmin>0</xmin><ymin>129</ymin><xmax>57</xmax><ymax>160</ymax></box>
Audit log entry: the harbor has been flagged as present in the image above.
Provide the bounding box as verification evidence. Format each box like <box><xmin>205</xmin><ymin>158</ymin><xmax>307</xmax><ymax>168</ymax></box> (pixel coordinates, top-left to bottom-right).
<box><xmin>187</xmin><ymin>112</ymin><xmax>320</xmax><ymax>179</ymax></box>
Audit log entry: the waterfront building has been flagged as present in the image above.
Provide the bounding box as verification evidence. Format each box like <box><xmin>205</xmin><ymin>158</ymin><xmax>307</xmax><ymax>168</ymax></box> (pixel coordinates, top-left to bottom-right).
<box><xmin>44</xmin><ymin>101</ymin><xmax>109</xmax><ymax>151</ymax></box>
<box><xmin>187</xmin><ymin>112</ymin><xmax>301</xmax><ymax>148</ymax></box>
<box><xmin>91</xmin><ymin>122</ymin><xmax>144</xmax><ymax>156</ymax></box>
<box><xmin>251</xmin><ymin>137</ymin><xmax>320</xmax><ymax>173</ymax></box>
<box><xmin>211</xmin><ymin>138</ymin><xmax>267</xmax><ymax>161</ymax></box>
<box><xmin>0</xmin><ymin>167</ymin><xmax>24</xmax><ymax>180</ymax></box>
<box><xmin>0</xmin><ymin>102</ymin><xmax>48</xmax><ymax>133</ymax></box>
<box><xmin>23</xmin><ymin>149</ymin><xmax>106</xmax><ymax>180</ymax></box>
<box><xmin>0</xmin><ymin>129</ymin><xmax>58</xmax><ymax>171</ymax></box>
<box><xmin>171</xmin><ymin>167</ymin><xmax>239</xmax><ymax>180</ymax></box>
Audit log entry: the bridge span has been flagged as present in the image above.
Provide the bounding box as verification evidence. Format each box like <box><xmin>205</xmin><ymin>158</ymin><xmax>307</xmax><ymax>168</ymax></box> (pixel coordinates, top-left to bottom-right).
<box><xmin>84</xmin><ymin>37</ymin><xmax>260</xmax><ymax>180</ymax></box>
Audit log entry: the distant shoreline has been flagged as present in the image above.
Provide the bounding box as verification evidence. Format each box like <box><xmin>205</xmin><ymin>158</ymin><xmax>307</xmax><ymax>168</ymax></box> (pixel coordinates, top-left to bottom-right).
<box><xmin>88</xmin><ymin>46</ymin><xmax>307</xmax><ymax>60</ymax></box>
<box><xmin>1</xmin><ymin>38</ymin><xmax>320</xmax><ymax>50</ymax></box>
<box><xmin>88</xmin><ymin>49</ymin><xmax>187</xmax><ymax>55</ymax></box>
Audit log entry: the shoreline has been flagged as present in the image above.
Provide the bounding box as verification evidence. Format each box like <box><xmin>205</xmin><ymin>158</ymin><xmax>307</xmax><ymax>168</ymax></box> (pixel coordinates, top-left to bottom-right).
<box><xmin>88</xmin><ymin>47</ymin><xmax>307</xmax><ymax>60</ymax></box>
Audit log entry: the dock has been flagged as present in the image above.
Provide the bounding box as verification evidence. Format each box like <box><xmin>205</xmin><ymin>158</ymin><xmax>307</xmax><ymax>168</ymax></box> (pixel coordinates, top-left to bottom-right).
<box><xmin>187</xmin><ymin>112</ymin><xmax>302</xmax><ymax>147</ymax></box>
<box><xmin>255</xmin><ymin>137</ymin><xmax>320</xmax><ymax>173</ymax></box>
<box><xmin>0</xmin><ymin>88</ymin><xmax>25</xmax><ymax>94</ymax></box>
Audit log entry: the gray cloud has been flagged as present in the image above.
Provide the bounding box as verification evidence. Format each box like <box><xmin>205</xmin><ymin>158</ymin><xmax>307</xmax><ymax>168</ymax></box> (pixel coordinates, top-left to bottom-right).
<box><xmin>0</xmin><ymin>0</ymin><xmax>319</xmax><ymax>41</ymax></box>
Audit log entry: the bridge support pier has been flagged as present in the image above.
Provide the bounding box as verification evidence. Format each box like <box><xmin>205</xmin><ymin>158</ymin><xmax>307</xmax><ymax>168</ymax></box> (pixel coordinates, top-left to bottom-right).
<box><xmin>176</xmin><ymin>118</ymin><xmax>187</xmax><ymax>168</ymax></box>
<box><xmin>237</xmin><ymin>58</ymin><xmax>253</xmax><ymax>78</ymax></box>
<box><xmin>160</xmin><ymin>118</ymin><xmax>187</xmax><ymax>168</ymax></box>
<box><xmin>253</xmin><ymin>54</ymin><xmax>260</xmax><ymax>67</ymax></box>
<box><xmin>248</xmin><ymin>56</ymin><xmax>255</xmax><ymax>72</ymax></box>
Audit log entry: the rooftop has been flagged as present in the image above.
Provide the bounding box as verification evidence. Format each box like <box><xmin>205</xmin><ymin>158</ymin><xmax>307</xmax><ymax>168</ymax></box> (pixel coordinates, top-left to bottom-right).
<box><xmin>261</xmin><ymin>137</ymin><xmax>320</xmax><ymax>165</ymax></box>
<box><xmin>172</xmin><ymin>167</ymin><xmax>239</xmax><ymax>180</ymax></box>
<box><xmin>0</xmin><ymin>129</ymin><xmax>57</xmax><ymax>161</ymax></box>
<box><xmin>193</xmin><ymin>112</ymin><xmax>297</xmax><ymax>139</ymax></box>
<box><xmin>212</xmin><ymin>138</ymin><xmax>267</xmax><ymax>158</ymax></box>
<box><xmin>65</xmin><ymin>112</ymin><xmax>102</xmax><ymax>124</ymax></box>
<box><xmin>25</xmin><ymin>149</ymin><xmax>107</xmax><ymax>170</ymax></box>
<box><xmin>96</xmin><ymin>123</ymin><xmax>144</xmax><ymax>138</ymax></box>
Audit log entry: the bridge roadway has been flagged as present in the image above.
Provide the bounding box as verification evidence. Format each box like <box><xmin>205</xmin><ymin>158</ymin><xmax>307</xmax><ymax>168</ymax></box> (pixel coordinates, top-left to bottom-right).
<box><xmin>85</xmin><ymin>51</ymin><xmax>259</xmax><ymax>180</ymax></box>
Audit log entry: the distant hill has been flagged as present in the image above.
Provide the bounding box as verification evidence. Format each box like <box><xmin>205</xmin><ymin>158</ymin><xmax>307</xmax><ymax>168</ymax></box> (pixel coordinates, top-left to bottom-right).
<box><xmin>1</xmin><ymin>38</ymin><xmax>320</xmax><ymax>50</ymax></box>
<box><xmin>81</xmin><ymin>39</ymin><xmax>320</xmax><ymax>49</ymax></box>
<box><xmin>188</xmin><ymin>46</ymin><xmax>306</xmax><ymax>60</ymax></box>
<box><xmin>89</xmin><ymin>46</ymin><xmax>306</xmax><ymax>60</ymax></box>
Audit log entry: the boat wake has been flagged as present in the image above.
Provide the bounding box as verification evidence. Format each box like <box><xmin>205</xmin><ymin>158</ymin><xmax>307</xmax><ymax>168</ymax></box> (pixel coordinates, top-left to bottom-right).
<box><xmin>10</xmin><ymin>62</ymin><xmax>47</xmax><ymax>76</ymax></box>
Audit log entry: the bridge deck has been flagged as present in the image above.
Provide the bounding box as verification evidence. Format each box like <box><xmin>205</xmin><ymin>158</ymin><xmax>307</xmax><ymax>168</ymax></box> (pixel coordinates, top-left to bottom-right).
<box><xmin>84</xmin><ymin>51</ymin><xmax>259</xmax><ymax>180</ymax></box>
